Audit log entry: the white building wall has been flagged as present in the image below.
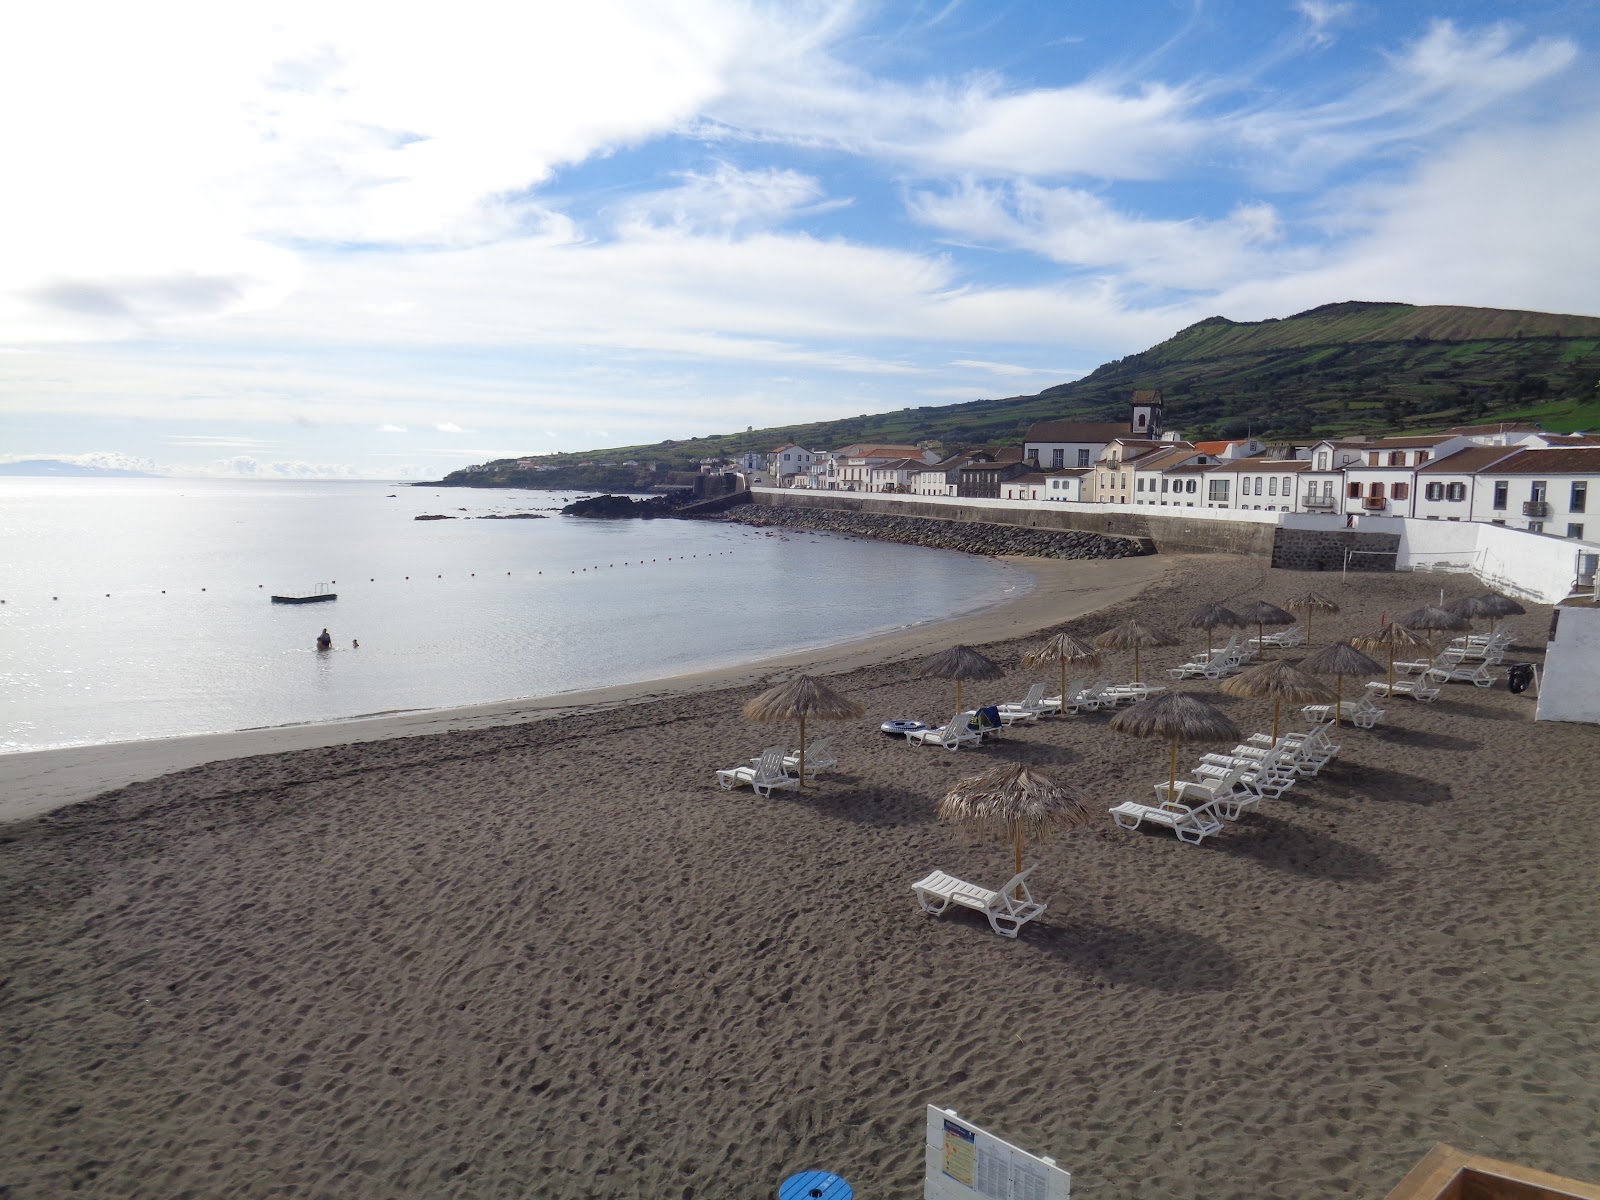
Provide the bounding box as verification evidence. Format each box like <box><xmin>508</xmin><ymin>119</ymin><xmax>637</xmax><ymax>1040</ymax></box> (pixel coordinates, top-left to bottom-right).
<box><xmin>1470</xmin><ymin>472</ymin><xmax>1594</xmax><ymax>537</ymax></box>
<box><xmin>1536</xmin><ymin>604</ymin><xmax>1600</xmax><ymax>724</ymax></box>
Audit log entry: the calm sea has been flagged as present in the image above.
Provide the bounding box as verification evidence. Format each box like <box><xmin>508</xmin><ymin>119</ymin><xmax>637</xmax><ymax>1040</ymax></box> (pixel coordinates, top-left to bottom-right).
<box><xmin>0</xmin><ymin>479</ymin><xmax>1025</xmax><ymax>753</ymax></box>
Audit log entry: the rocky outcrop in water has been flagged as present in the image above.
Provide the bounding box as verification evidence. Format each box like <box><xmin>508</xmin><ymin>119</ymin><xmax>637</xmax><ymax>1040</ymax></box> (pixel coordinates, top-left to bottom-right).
<box><xmin>561</xmin><ymin>493</ymin><xmax>685</xmax><ymax>518</ymax></box>
<box><xmin>711</xmin><ymin>505</ymin><xmax>1148</xmax><ymax>559</ymax></box>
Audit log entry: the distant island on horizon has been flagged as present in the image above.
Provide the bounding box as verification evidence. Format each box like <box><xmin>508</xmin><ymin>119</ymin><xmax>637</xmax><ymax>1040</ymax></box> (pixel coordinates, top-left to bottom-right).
<box><xmin>0</xmin><ymin>459</ymin><xmax>160</xmax><ymax>478</ymax></box>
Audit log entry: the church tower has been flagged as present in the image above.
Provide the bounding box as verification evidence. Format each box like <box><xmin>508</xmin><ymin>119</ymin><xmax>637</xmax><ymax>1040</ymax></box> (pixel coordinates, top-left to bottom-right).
<box><xmin>1129</xmin><ymin>389</ymin><xmax>1164</xmax><ymax>439</ymax></box>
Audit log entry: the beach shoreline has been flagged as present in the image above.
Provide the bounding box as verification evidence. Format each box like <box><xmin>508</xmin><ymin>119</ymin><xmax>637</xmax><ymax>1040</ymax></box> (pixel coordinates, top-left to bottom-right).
<box><xmin>5</xmin><ymin>554</ymin><xmax>1599</xmax><ymax>1199</ymax></box>
<box><xmin>0</xmin><ymin>552</ymin><xmax>1169</xmax><ymax>822</ymax></box>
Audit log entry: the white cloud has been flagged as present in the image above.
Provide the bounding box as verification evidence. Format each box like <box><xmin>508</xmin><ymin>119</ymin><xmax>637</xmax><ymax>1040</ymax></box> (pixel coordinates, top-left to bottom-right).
<box><xmin>1213</xmin><ymin>111</ymin><xmax>1600</xmax><ymax>319</ymax></box>
<box><xmin>433</xmin><ymin>422</ymin><xmax>467</xmax><ymax>433</ymax></box>
<box><xmin>911</xmin><ymin>181</ymin><xmax>1293</xmax><ymax>292</ymax></box>
<box><xmin>609</xmin><ymin>163</ymin><xmax>847</xmax><ymax>236</ymax></box>
<box><xmin>213</xmin><ymin>455</ymin><xmax>361</xmax><ymax>479</ymax></box>
<box><xmin>1295</xmin><ymin>1</ymin><xmax>1355</xmax><ymax>47</ymax></box>
<box><xmin>0</xmin><ymin>0</ymin><xmax>840</xmax><ymax>341</ymax></box>
<box><xmin>377</xmin><ymin>423</ymin><xmax>408</xmax><ymax>433</ymax></box>
<box><xmin>949</xmin><ymin>358</ymin><xmax>1078</xmax><ymax>379</ymax></box>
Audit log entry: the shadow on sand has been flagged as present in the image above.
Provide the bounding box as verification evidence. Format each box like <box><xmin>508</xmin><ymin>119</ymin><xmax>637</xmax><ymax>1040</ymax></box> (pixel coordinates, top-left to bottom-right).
<box><xmin>1211</xmin><ymin>812</ymin><xmax>1390</xmax><ymax>882</ymax></box>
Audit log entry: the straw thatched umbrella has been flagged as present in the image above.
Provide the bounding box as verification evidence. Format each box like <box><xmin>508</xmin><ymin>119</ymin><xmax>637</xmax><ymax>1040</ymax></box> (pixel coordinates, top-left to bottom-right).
<box><xmin>919</xmin><ymin>645</ymin><xmax>1005</xmax><ymax>712</ymax></box>
<box><xmin>1021</xmin><ymin>633</ymin><xmax>1101</xmax><ymax>712</ymax></box>
<box><xmin>1180</xmin><ymin>603</ymin><xmax>1244</xmax><ymax>663</ymax></box>
<box><xmin>1353</xmin><ymin>621</ymin><xmax>1430</xmax><ymax>693</ymax></box>
<box><xmin>1285</xmin><ymin>590</ymin><xmax>1341</xmax><ymax>647</ymax></box>
<box><xmin>1476</xmin><ymin>593</ymin><xmax>1526</xmax><ymax>634</ymax></box>
<box><xmin>1220</xmin><ymin>659</ymin><xmax>1332</xmax><ymax>743</ymax></box>
<box><xmin>1445</xmin><ymin>594</ymin><xmax>1498</xmax><ymax>635</ymax></box>
<box><xmin>940</xmin><ymin>764</ymin><xmax>1091</xmax><ymax>898</ymax></box>
<box><xmin>1302</xmin><ymin>641</ymin><xmax>1384</xmax><ymax>726</ymax></box>
<box><xmin>1093</xmin><ymin>619</ymin><xmax>1179</xmax><ymax>684</ymax></box>
<box><xmin>1109</xmin><ymin>692</ymin><xmax>1240</xmax><ymax>806</ymax></box>
<box><xmin>1398</xmin><ymin>604</ymin><xmax>1470</xmax><ymax>656</ymax></box>
<box><xmin>742</xmin><ymin>675</ymin><xmax>865</xmax><ymax>787</ymax></box>
<box><xmin>1242</xmin><ymin>599</ymin><xmax>1296</xmax><ymax>655</ymax></box>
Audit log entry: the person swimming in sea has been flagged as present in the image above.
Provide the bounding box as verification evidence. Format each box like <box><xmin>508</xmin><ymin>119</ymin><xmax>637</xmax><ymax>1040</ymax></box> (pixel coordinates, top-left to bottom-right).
<box><xmin>316</xmin><ymin>628</ymin><xmax>332</xmax><ymax>651</ymax></box>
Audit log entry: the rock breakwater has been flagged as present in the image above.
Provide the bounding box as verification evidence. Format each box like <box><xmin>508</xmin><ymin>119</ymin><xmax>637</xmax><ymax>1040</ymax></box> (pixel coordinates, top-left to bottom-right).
<box><xmin>712</xmin><ymin>504</ymin><xmax>1148</xmax><ymax>559</ymax></box>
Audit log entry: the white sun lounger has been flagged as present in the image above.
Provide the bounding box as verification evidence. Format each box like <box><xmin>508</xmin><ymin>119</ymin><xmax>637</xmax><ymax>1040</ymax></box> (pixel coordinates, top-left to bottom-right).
<box><xmin>1302</xmin><ymin>692</ymin><xmax>1384</xmax><ymax>729</ymax></box>
<box><xmin>1426</xmin><ymin>656</ymin><xmax>1497</xmax><ymax>688</ymax></box>
<box><xmin>999</xmin><ymin>683</ymin><xmax>1049</xmax><ymax>722</ymax></box>
<box><xmin>1044</xmin><ymin>680</ymin><xmax>1112</xmax><ymax>715</ymax></box>
<box><xmin>717</xmin><ymin>745</ymin><xmax>800</xmax><ymax>797</ymax></box>
<box><xmin>1197</xmin><ymin>745</ymin><xmax>1298</xmax><ymax>805</ymax></box>
<box><xmin>1366</xmin><ymin>678</ymin><xmax>1440</xmax><ymax>702</ymax></box>
<box><xmin>777</xmin><ymin>737</ymin><xmax>837</xmax><ymax>778</ymax></box>
<box><xmin>906</xmin><ymin>714</ymin><xmax>982</xmax><ymax>750</ymax></box>
<box><xmin>1108</xmin><ymin>797</ymin><xmax>1226</xmax><ymax>844</ymax></box>
<box><xmin>911</xmin><ymin>866</ymin><xmax>1046</xmax><ymax>937</ymax></box>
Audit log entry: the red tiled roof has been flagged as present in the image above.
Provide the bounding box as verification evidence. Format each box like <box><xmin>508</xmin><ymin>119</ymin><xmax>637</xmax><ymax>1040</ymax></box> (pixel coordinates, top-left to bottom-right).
<box><xmin>1026</xmin><ymin>420</ymin><xmax>1130</xmax><ymax>442</ymax></box>
<box><xmin>1417</xmin><ymin>446</ymin><xmax>1522</xmax><ymax>474</ymax></box>
<box><xmin>1193</xmin><ymin>439</ymin><xmax>1252</xmax><ymax>455</ymax></box>
<box><xmin>1483</xmin><ymin>447</ymin><xmax>1600</xmax><ymax>474</ymax></box>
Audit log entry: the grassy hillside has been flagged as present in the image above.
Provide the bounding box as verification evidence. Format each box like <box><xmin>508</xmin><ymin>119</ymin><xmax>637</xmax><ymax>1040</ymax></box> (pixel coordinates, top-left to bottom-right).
<box><xmin>436</xmin><ymin>301</ymin><xmax>1600</xmax><ymax>488</ymax></box>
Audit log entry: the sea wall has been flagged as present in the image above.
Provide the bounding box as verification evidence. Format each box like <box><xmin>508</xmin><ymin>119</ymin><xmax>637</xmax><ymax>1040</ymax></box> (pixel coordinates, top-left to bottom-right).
<box><xmin>713</xmin><ymin>501</ymin><xmax>1151</xmax><ymax>559</ymax></box>
<box><xmin>1270</xmin><ymin>528</ymin><xmax>1402</xmax><ymax>572</ymax></box>
<box><xmin>741</xmin><ymin>488</ymin><xmax>1274</xmax><ymax>556</ymax></box>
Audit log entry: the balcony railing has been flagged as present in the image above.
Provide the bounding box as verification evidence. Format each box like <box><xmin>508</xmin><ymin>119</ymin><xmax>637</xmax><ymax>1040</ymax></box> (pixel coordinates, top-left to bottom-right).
<box><xmin>1304</xmin><ymin>495</ymin><xmax>1336</xmax><ymax>509</ymax></box>
<box><xmin>1362</xmin><ymin>496</ymin><xmax>1388</xmax><ymax>511</ymax></box>
<box><xmin>1523</xmin><ymin>500</ymin><xmax>1550</xmax><ymax>517</ymax></box>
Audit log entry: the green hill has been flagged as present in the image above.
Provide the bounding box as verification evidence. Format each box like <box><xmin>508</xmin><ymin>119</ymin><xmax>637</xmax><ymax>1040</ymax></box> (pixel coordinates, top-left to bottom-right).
<box><xmin>437</xmin><ymin>300</ymin><xmax>1600</xmax><ymax>488</ymax></box>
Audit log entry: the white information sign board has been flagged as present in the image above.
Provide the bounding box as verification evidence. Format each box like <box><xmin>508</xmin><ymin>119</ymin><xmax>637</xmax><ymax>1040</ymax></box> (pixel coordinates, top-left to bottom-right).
<box><xmin>924</xmin><ymin>1105</ymin><xmax>1070</xmax><ymax>1200</ymax></box>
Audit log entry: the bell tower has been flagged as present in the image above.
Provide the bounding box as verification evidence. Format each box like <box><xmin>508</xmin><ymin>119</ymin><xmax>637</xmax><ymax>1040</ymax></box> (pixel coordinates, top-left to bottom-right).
<box><xmin>1129</xmin><ymin>389</ymin><xmax>1164</xmax><ymax>439</ymax></box>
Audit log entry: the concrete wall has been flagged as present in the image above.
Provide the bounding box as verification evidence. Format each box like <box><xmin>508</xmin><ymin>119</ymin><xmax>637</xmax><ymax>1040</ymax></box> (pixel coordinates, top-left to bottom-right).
<box><xmin>1536</xmin><ymin>603</ymin><xmax>1600</xmax><ymax>724</ymax></box>
<box><xmin>750</xmin><ymin>488</ymin><xmax>1282</xmax><ymax>556</ymax></box>
<box><xmin>1358</xmin><ymin>514</ymin><xmax>1596</xmax><ymax>604</ymax></box>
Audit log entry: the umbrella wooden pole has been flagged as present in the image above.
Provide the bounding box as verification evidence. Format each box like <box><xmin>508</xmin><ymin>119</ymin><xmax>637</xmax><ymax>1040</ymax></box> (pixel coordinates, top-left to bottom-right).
<box><xmin>1388</xmin><ymin>649</ymin><xmax>1396</xmax><ymax>694</ymax></box>
<box><xmin>1060</xmin><ymin>662</ymin><xmax>1068</xmax><ymax>713</ymax></box>
<box><xmin>956</xmin><ymin>681</ymin><xmax>963</xmax><ymax>713</ymax></box>
<box><xmin>1271</xmin><ymin>700</ymin><xmax>1281</xmax><ymax>744</ymax></box>
<box><xmin>1333</xmin><ymin>676</ymin><xmax>1343</xmax><ymax>726</ymax></box>
<box><xmin>1167</xmin><ymin>735</ymin><xmax>1180</xmax><ymax>809</ymax></box>
<box><xmin>1013</xmin><ymin>822</ymin><xmax>1025</xmax><ymax>898</ymax></box>
<box><xmin>1134</xmin><ymin>646</ymin><xmax>1142</xmax><ymax>684</ymax></box>
<box><xmin>797</xmin><ymin>713</ymin><xmax>807</xmax><ymax>789</ymax></box>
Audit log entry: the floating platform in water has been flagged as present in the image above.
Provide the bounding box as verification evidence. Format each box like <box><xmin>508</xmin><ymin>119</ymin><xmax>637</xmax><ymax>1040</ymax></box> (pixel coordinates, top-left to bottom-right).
<box><xmin>272</xmin><ymin>584</ymin><xmax>337</xmax><ymax>605</ymax></box>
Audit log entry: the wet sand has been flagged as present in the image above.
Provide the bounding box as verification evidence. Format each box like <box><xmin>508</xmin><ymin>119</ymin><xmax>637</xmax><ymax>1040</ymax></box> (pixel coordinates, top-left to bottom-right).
<box><xmin>3</xmin><ymin>555</ymin><xmax>1598</xmax><ymax>1198</ymax></box>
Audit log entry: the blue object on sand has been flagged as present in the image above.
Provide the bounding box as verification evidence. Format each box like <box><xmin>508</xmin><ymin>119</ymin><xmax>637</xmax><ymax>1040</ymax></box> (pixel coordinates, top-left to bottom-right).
<box><xmin>779</xmin><ymin>1170</ymin><xmax>853</xmax><ymax>1200</ymax></box>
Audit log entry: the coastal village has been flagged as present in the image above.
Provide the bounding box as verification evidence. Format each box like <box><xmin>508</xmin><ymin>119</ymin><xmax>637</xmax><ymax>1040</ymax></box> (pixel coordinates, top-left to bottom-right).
<box><xmin>710</xmin><ymin>391</ymin><xmax>1600</xmax><ymax>541</ymax></box>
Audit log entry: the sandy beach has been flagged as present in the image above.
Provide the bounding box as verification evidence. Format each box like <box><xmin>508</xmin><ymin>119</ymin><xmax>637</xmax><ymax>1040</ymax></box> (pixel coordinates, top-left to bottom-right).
<box><xmin>4</xmin><ymin>552</ymin><xmax>1599</xmax><ymax>1198</ymax></box>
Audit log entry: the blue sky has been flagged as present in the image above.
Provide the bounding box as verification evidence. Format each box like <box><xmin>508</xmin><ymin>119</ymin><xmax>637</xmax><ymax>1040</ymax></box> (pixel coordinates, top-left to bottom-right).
<box><xmin>3</xmin><ymin>0</ymin><xmax>1598</xmax><ymax>479</ymax></box>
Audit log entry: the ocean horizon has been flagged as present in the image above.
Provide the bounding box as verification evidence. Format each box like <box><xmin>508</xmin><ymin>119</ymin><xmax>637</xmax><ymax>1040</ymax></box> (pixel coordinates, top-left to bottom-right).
<box><xmin>0</xmin><ymin>478</ymin><xmax>1028</xmax><ymax>754</ymax></box>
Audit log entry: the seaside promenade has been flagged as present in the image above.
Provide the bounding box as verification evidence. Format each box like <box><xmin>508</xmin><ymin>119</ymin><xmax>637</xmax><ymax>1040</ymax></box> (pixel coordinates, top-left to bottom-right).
<box><xmin>3</xmin><ymin>555</ymin><xmax>1598</xmax><ymax>1198</ymax></box>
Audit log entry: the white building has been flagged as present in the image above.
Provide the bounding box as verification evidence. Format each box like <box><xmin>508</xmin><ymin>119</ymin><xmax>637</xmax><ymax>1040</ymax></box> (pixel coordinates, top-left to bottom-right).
<box><xmin>1340</xmin><ymin>435</ymin><xmax>1476</xmax><ymax>518</ymax></box>
<box><xmin>1470</xmin><ymin>447</ymin><xmax>1600</xmax><ymax>538</ymax></box>
<box><xmin>1208</xmin><ymin>457</ymin><xmax>1314</xmax><ymax>511</ymax></box>
<box><xmin>829</xmin><ymin>445</ymin><xmax>938</xmax><ymax>492</ymax></box>
<box><xmin>766</xmin><ymin>444</ymin><xmax>815</xmax><ymax>482</ymax></box>
<box><xmin>1127</xmin><ymin>445</ymin><xmax>1213</xmax><ymax>506</ymax></box>
<box><xmin>999</xmin><ymin>469</ymin><xmax>1094</xmax><ymax>501</ymax></box>
<box><xmin>1412</xmin><ymin>446</ymin><xmax>1522</xmax><ymax>522</ymax></box>
<box><xmin>1023</xmin><ymin>390</ymin><xmax>1167</xmax><ymax>469</ymax></box>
